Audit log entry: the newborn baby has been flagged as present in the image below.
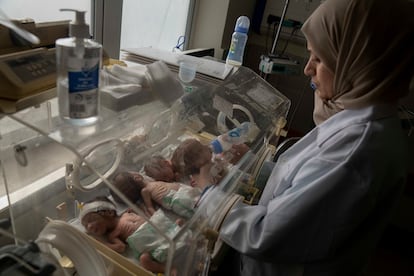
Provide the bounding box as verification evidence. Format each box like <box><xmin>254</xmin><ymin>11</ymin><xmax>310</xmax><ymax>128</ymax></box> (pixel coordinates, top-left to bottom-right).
<box><xmin>144</xmin><ymin>155</ymin><xmax>176</xmax><ymax>182</ymax></box>
<box><xmin>79</xmin><ymin>196</ymin><xmax>146</xmax><ymax>253</ymax></box>
<box><xmin>112</xmin><ymin>171</ymin><xmax>204</xmax><ymax>218</ymax></box>
<box><xmin>80</xmin><ymin>196</ymin><xmax>182</xmax><ymax>275</ymax></box>
<box><xmin>170</xmin><ymin>138</ymin><xmax>213</xmax><ymax>182</ymax></box>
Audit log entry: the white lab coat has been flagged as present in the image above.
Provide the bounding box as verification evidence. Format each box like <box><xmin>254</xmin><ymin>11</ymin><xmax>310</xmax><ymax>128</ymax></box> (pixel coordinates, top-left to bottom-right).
<box><xmin>219</xmin><ymin>104</ymin><xmax>409</xmax><ymax>276</ymax></box>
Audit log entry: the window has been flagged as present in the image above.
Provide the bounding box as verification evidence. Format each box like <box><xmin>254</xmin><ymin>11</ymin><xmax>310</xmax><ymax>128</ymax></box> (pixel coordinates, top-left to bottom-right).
<box><xmin>0</xmin><ymin>0</ymin><xmax>92</xmax><ymax>26</ymax></box>
<box><xmin>1</xmin><ymin>0</ymin><xmax>194</xmax><ymax>58</ymax></box>
<box><xmin>120</xmin><ymin>0</ymin><xmax>192</xmax><ymax>52</ymax></box>
<box><xmin>99</xmin><ymin>0</ymin><xmax>194</xmax><ymax>58</ymax></box>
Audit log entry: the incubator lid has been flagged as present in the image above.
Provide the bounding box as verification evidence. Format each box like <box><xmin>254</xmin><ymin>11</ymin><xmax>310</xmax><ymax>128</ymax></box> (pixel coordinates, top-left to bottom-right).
<box><xmin>1</xmin><ymin>58</ymin><xmax>291</xmax><ymax>276</ymax></box>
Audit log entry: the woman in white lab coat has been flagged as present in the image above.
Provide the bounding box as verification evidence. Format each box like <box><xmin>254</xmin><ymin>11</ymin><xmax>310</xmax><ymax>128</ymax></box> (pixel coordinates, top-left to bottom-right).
<box><xmin>218</xmin><ymin>0</ymin><xmax>414</xmax><ymax>275</ymax></box>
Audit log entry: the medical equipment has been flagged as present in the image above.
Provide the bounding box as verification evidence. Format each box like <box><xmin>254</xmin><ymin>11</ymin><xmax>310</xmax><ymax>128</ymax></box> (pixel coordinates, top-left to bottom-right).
<box><xmin>0</xmin><ymin>53</ymin><xmax>290</xmax><ymax>275</ymax></box>
<box><xmin>178</xmin><ymin>60</ymin><xmax>197</xmax><ymax>93</ymax></box>
<box><xmin>258</xmin><ymin>0</ymin><xmax>303</xmax><ymax>77</ymax></box>
<box><xmin>0</xmin><ymin>13</ymin><xmax>69</xmax><ymax>112</ymax></box>
<box><xmin>0</xmin><ymin>9</ymin><xmax>40</xmax><ymax>45</ymax></box>
<box><xmin>0</xmin><ymin>48</ymin><xmax>56</xmax><ymax>103</ymax></box>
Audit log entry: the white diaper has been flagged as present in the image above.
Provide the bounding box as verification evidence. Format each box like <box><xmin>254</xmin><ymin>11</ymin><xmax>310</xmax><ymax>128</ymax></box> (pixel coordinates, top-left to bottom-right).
<box><xmin>161</xmin><ymin>185</ymin><xmax>201</xmax><ymax>219</ymax></box>
<box><xmin>126</xmin><ymin>209</ymin><xmax>188</xmax><ymax>263</ymax></box>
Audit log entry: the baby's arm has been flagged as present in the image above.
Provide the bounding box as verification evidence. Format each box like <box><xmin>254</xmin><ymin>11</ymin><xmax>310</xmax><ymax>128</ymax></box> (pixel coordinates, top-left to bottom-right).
<box><xmin>106</xmin><ymin>237</ymin><xmax>127</xmax><ymax>253</ymax></box>
<box><xmin>196</xmin><ymin>162</ymin><xmax>214</xmax><ymax>188</ymax></box>
<box><xmin>140</xmin><ymin>253</ymin><xmax>168</xmax><ymax>274</ymax></box>
<box><xmin>141</xmin><ymin>187</ymin><xmax>156</xmax><ymax>215</ymax></box>
<box><xmin>102</xmin><ymin>229</ymin><xmax>126</xmax><ymax>253</ymax></box>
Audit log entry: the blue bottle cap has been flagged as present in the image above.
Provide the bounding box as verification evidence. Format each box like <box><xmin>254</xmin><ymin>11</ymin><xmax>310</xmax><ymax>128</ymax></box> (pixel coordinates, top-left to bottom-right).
<box><xmin>210</xmin><ymin>139</ymin><xmax>223</xmax><ymax>154</ymax></box>
<box><xmin>235</xmin><ymin>16</ymin><xmax>250</xmax><ymax>33</ymax></box>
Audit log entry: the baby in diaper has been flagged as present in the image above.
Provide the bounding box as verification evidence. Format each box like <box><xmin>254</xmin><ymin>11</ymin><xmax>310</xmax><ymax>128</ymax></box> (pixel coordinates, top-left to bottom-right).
<box><xmin>79</xmin><ymin>196</ymin><xmax>183</xmax><ymax>274</ymax></box>
<box><xmin>112</xmin><ymin>171</ymin><xmax>202</xmax><ymax>218</ymax></box>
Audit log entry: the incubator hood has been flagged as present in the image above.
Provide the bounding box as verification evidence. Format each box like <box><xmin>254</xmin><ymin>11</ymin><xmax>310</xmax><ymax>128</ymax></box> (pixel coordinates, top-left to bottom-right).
<box><xmin>0</xmin><ymin>60</ymin><xmax>290</xmax><ymax>275</ymax></box>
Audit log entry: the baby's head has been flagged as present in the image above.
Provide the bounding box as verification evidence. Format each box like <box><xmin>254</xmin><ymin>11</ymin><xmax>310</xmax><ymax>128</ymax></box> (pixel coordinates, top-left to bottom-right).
<box><xmin>171</xmin><ymin>139</ymin><xmax>212</xmax><ymax>180</ymax></box>
<box><xmin>111</xmin><ymin>171</ymin><xmax>146</xmax><ymax>204</ymax></box>
<box><xmin>79</xmin><ymin>196</ymin><xmax>117</xmax><ymax>236</ymax></box>
<box><xmin>144</xmin><ymin>155</ymin><xmax>175</xmax><ymax>182</ymax></box>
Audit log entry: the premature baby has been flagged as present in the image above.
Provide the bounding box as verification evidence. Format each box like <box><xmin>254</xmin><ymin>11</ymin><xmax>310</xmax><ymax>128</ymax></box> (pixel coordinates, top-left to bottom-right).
<box><xmin>79</xmin><ymin>196</ymin><xmax>146</xmax><ymax>253</ymax></box>
<box><xmin>79</xmin><ymin>196</ymin><xmax>183</xmax><ymax>274</ymax></box>
<box><xmin>144</xmin><ymin>138</ymin><xmax>213</xmax><ymax>184</ymax></box>
<box><xmin>170</xmin><ymin>138</ymin><xmax>213</xmax><ymax>182</ymax></box>
<box><xmin>112</xmin><ymin>171</ymin><xmax>202</xmax><ymax>218</ymax></box>
<box><xmin>144</xmin><ymin>155</ymin><xmax>176</xmax><ymax>182</ymax></box>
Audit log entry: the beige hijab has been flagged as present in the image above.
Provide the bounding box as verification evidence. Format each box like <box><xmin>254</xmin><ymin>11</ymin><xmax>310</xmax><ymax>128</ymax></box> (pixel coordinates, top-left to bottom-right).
<box><xmin>301</xmin><ymin>0</ymin><xmax>414</xmax><ymax>124</ymax></box>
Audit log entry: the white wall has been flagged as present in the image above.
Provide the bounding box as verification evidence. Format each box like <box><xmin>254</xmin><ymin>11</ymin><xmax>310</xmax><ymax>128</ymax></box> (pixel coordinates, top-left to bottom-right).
<box><xmin>189</xmin><ymin>0</ymin><xmax>229</xmax><ymax>59</ymax></box>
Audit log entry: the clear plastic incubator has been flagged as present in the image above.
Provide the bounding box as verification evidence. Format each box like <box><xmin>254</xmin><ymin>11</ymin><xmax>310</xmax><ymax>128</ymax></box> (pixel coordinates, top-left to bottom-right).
<box><xmin>0</xmin><ymin>57</ymin><xmax>290</xmax><ymax>275</ymax></box>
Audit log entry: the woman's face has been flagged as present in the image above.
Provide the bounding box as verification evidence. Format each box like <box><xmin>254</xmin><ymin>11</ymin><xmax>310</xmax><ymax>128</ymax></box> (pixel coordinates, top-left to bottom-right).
<box><xmin>304</xmin><ymin>42</ymin><xmax>335</xmax><ymax>100</ymax></box>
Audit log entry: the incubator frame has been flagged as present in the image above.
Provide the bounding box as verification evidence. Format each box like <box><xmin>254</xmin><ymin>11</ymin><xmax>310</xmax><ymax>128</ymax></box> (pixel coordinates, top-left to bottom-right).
<box><xmin>0</xmin><ymin>64</ymin><xmax>290</xmax><ymax>275</ymax></box>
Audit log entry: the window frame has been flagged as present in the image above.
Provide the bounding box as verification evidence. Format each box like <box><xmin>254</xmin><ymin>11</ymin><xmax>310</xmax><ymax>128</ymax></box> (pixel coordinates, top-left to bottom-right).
<box><xmin>92</xmin><ymin>0</ymin><xmax>195</xmax><ymax>59</ymax></box>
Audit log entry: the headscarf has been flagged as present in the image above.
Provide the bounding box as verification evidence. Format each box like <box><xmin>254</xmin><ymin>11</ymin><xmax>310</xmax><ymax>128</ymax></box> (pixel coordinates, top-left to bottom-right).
<box><xmin>79</xmin><ymin>200</ymin><xmax>117</xmax><ymax>221</ymax></box>
<box><xmin>301</xmin><ymin>0</ymin><xmax>414</xmax><ymax>124</ymax></box>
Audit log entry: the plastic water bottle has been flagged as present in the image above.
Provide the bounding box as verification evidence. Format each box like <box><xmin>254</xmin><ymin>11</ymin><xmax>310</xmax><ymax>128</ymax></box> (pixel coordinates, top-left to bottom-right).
<box><xmin>226</xmin><ymin>16</ymin><xmax>250</xmax><ymax>66</ymax></box>
<box><xmin>210</xmin><ymin>122</ymin><xmax>252</xmax><ymax>154</ymax></box>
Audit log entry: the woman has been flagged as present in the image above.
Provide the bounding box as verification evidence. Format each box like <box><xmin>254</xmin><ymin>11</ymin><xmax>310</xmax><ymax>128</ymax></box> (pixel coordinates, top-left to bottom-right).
<box><xmin>218</xmin><ymin>0</ymin><xmax>414</xmax><ymax>275</ymax></box>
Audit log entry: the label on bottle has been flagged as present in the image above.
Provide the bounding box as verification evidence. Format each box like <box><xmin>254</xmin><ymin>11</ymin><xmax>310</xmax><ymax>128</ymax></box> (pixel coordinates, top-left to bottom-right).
<box><xmin>226</xmin><ymin>33</ymin><xmax>247</xmax><ymax>66</ymax></box>
<box><xmin>67</xmin><ymin>57</ymin><xmax>100</xmax><ymax>119</ymax></box>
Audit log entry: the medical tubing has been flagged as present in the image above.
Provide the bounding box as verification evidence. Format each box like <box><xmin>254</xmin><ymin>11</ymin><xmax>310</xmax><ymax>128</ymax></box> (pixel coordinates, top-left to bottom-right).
<box><xmin>36</xmin><ymin>220</ymin><xmax>108</xmax><ymax>276</ymax></box>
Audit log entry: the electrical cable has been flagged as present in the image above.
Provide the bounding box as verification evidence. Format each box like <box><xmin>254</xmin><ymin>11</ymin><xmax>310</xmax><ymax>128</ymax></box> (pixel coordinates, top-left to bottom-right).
<box><xmin>279</xmin><ymin>27</ymin><xmax>299</xmax><ymax>57</ymax></box>
<box><xmin>265</xmin><ymin>24</ymin><xmax>271</xmax><ymax>53</ymax></box>
<box><xmin>285</xmin><ymin>76</ymin><xmax>313</xmax><ymax>135</ymax></box>
<box><xmin>172</xmin><ymin>35</ymin><xmax>185</xmax><ymax>52</ymax></box>
<box><xmin>399</xmin><ymin>105</ymin><xmax>414</xmax><ymax>136</ymax></box>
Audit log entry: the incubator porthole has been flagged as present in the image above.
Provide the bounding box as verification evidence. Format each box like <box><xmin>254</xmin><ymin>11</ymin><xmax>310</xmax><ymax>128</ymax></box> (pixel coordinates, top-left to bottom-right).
<box><xmin>217</xmin><ymin>104</ymin><xmax>255</xmax><ymax>134</ymax></box>
<box><xmin>71</xmin><ymin>139</ymin><xmax>123</xmax><ymax>191</ymax></box>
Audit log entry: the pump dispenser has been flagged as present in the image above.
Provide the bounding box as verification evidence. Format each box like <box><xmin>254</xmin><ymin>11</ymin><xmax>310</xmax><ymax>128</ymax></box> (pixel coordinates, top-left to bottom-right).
<box><xmin>226</xmin><ymin>16</ymin><xmax>250</xmax><ymax>66</ymax></box>
<box><xmin>56</xmin><ymin>9</ymin><xmax>102</xmax><ymax>126</ymax></box>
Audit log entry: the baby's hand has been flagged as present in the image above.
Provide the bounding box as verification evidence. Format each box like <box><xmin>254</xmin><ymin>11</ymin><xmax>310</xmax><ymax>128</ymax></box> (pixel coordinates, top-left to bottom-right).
<box><xmin>140</xmin><ymin>253</ymin><xmax>178</xmax><ymax>275</ymax></box>
<box><xmin>146</xmin><ymin>206</ymin><xmax>156</xmax><ymax>216</ymax></box>
<box><xmin>106</xmin><ymin>239</ymin><xmax>126</xmax><ymax>253</ymax></box>
<box><xmin>210</xmin><ymin>162</ymin><xmax>227</xmax><ymax>184</ymax></box>
<box><xmin>175</xmin><ymin>218</ymin><xmax>185</xmax><ymax>227</ymax></box>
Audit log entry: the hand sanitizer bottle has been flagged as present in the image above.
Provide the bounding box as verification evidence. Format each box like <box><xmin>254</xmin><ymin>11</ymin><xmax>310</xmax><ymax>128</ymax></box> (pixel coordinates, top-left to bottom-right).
<box><xmin>56</xmin><ymin>9</ymin><xmax>102</xmax><ymax>126</ymax></box>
